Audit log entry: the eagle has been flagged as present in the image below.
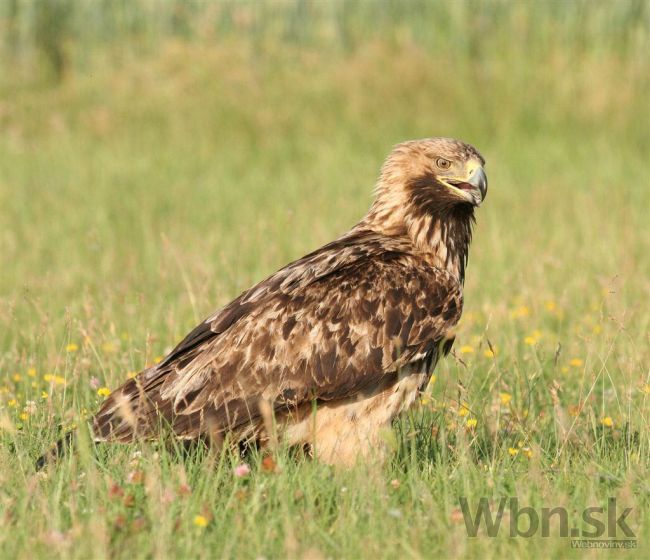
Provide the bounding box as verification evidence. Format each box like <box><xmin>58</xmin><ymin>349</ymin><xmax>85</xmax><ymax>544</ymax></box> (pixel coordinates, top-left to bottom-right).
<box><xmin>50</xmin><ymin>137</ymin><xmax>488</xmax><ymax>467</ymax></box>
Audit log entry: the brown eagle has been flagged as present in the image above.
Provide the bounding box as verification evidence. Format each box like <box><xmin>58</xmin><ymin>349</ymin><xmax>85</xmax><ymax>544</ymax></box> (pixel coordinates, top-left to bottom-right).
<box><xmin>68</xmin><ymin>138</ymin><xmax>487</xmax><ymax>466</ymax></box>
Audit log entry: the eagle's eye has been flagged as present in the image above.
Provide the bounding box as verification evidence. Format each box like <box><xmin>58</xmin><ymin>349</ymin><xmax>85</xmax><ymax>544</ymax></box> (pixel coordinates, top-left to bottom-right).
<box><xmin>436</xmin><ymin>158</ymin><xmax>451</xmax><ymax>170</ymax></box>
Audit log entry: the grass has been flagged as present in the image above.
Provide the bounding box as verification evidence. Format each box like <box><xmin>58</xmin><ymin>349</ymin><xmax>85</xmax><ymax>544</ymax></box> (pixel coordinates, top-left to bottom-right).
<box><xmin>1</xmin><ymin>1</ymin><xmax>649</xmax><ymax>558</ymax></box>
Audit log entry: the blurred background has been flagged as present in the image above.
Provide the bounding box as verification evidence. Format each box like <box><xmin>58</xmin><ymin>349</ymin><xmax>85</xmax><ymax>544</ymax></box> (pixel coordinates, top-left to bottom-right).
<box><xmin>0</xmin><ymin>0</ymin><xmax>648</xmax><ymax>372</ymax></box>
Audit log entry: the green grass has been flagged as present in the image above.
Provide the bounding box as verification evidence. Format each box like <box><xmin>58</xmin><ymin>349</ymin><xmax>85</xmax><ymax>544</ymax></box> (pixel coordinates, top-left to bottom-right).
<box><xmin>1</xmin><ymin>1</ymin><xmax>650</xmax><ymax>558</ymax></box>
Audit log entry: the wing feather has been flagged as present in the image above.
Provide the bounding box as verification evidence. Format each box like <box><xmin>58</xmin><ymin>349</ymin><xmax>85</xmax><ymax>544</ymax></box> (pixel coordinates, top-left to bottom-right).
<box><xmin>93</xmin><ymin>228</ymin><xmax>463</xmax><ymax>441</ymax></box>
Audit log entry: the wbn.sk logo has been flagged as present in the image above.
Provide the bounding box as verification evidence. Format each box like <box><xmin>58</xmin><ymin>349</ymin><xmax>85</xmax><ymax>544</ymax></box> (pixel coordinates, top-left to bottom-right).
<box><xmin>459</xmin><ymin>497</ymin><xmax>636</xmax><ymax>548</ymax></box>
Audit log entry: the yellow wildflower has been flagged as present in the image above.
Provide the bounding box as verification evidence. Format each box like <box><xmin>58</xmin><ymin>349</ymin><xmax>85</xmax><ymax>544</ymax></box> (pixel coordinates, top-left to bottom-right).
<box><xmin>458</xmin><ymin>403</ymin><xmax>470</xmax><ymax>417</ymax></box>
<box><xmin>601</xmin><ymin>416</ymin><xmax>613</xmax><ymax>427</ymax></box>
<box><xmin>525</xmin><ymin>330</ymin><xmax>542</xmax><ymax>345</ymax></box>
<box><xmin>154</xmin><ymin>356</ymin><xmax>164</xmax><ymax>364</ymax></box>
<box><xmin>569</xmin><ymin>358</ymin><xmax>584</xmax><ymax>368</ymax></box>
<box><xmin>66</xmin><ymin>343</ymin><xmax>79</xmax><ymax>353</ymax></box>
<box><xmin>41</xmin><ymin>391</ymin><xmax>49</xmax><ymax>399</ymax></box>
<box><xmin>544</xmin><ymin>301</ymin><xmax>556</xmax><ymax>312</ymax></box>
<box><xmin>483</xmin><ymin>347</ymin><xmax>497</xmax><ymax>358</ymax></box>
<box><xmin>500</xmin><ymin>392</ymin><xmax>512</xmax><ymax>406</ymax></box>
<box><xmin>643</xmin><ymin>385</ymin><xmax>650</xmax><ymax>395</ymax></box>
<box><xmin>592</xmin><ymin>325</ymin><xmax>602</xmax><ymax>334</ymax></box>
<box><xmin>12</xmin><ymin>373</ymin><xmax>21</xmax><ymax>382</ymax></box>
<box><xmin>466</xmin><ymin>418</ymin><xmax>477</xmax><ymax>429</ymax></box>
<box><xmin>459</xmin><ymin>345</ymin><xmax>474</xmax><ymax>355</ymax></box>
<box><xmin>101</xmin><ymin>342</ymin><xmax>116</xmax><ymax>353</ymax></box>
<box><xmin>508</xmin><ymin>447</ymin><xmax>519</xmax><ymax>456</ymax></box>
<box><xmin>7</xmin><ymin>399</ymin><xmax>18</xmax><ymax>408</ymax></box>
<box><xmin>19</xmin><ymin>412</ymin><xmax>29</xmax><ymax>421</ymax></box>
<box><xmin>561</xmin><ymin>366</ymin><xmax>569</xmax><ymax>374</ymax></box>
<box><xmin>27</xmin><ymin>368</ymin><xmax>37</xmax><ymax>377</ymax></box>
<box><xmin>522</xmin><ymin>448</ymin><xmax>533</xmax><ymax>458</ymax></box>
<box><xmin>43</xmin><ymin>374</ymin><xmax>54</xmax><ymax>382</ymax></box>
<box><xmin>53</xmin><ymin>376</ymin><xmax>66</xmax><ymax>386</ymax></box>
<box><xmin>97</xmin><ymin>387</ymin><xmax>111</xmax><ymax>398</ymax></box>
<box><xmin>193</xmin><ymin>515</ymin><xmax>209</xmax><ymax>528</ymax></box>
<box><xmin>511</xmin><ymin>305</ymin><xmax>530</xmax><ymax>319</ymax></box>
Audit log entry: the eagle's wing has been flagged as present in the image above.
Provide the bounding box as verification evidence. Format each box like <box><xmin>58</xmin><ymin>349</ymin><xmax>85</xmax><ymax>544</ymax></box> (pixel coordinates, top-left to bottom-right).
<box><xmin>94</xmin><ymin>229</ymin><xmax>463</xmax><ymax>441</ymax></box>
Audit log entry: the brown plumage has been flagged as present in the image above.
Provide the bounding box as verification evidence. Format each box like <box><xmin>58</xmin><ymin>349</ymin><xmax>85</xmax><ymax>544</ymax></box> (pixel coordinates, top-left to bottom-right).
<box><xmin>92</xmin><ymin>137</ymin><xmax>488</xmax><ymax>465</ymax></box>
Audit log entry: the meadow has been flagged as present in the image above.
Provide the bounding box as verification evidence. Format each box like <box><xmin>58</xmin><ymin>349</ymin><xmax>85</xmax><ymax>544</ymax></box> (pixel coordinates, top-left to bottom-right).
<box><xmin>0</xmin><ymin>1</ymin><xmax>649</xmax><ymax>558</ymax></box>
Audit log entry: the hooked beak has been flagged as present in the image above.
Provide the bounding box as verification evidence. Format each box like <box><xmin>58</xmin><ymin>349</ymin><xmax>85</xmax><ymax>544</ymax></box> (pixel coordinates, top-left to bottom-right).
<box><xmin>443</xmin><ymin>165</ymin><xmax>488</xmax><ymax>206</ymax></box>
<box><xmin>467</xmin><ymin>166</ymin><xmax>488</xmax><ymax>204</ymax></box>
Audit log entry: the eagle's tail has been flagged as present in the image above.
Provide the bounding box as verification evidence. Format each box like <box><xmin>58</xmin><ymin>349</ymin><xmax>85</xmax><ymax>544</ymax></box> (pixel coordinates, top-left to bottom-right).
<box><xmin>35</xmin><ymin>430</ymin><xmax>76</xmax><ymax>470</ymax></box>
<box><xmin>35</xmin><ymin>376</ymin><xmax>145</xmax><ymax>470</ymax></box>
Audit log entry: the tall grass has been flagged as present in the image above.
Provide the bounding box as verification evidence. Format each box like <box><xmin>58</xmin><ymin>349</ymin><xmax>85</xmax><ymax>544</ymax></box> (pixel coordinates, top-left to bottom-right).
<box><xmin>0</xmin><ymin>1</ymin><xmax>649</xmax><ymax>558</ymax></box>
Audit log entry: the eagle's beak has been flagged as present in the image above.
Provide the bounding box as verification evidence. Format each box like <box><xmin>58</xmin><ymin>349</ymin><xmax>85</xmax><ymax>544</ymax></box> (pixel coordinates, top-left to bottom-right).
<box><xmin>444</xmin><ymin>164</ymin><xmax>488</xmax><ymax>206</ymax></box>
<box><xmin>467</xmin><ymin>166</ymin><xmax>488</xmax><ymax>204</ymax></box>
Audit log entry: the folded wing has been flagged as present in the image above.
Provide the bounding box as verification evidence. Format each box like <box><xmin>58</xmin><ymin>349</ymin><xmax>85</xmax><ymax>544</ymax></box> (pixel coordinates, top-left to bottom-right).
<box><xmin>93</xmin><ymin>229</ymin><xmax>462</xmax><ymax>441</ymax></box>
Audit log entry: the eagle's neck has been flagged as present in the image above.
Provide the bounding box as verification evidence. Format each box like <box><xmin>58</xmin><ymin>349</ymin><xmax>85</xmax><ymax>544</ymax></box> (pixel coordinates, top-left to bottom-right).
<box><xmin>363</xmin><ymin>176</ymin><xmax>475</xmax><ymax>282</ymax></box>
<box><xmin>404</xmin><ymin>205</ymin><xmax>474</xmax><ymax>282</ymax></box>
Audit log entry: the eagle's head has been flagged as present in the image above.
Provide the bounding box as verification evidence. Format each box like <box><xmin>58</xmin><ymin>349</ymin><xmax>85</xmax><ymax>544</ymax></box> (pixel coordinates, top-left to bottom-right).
<box><xmin>367</xmin><ymin>137</ymin><xmax>487</xmax><ymax>231</ymax></box>
<box><xmin>365</xmin><ymin>137</ymin><xmax>487</xmax><ymax>277</ymax></box>
<box><xmin>378</xmin><ymin>137</ymin><xmax>487</xmax><ymax>209</ymax></box>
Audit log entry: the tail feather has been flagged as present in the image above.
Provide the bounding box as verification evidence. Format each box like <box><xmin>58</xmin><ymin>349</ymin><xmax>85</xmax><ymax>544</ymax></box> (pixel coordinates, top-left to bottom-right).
<box><xmin>35</xmin><ymin>431</ymin><xmax>75</xmax><ymax>470</ymax></box>
<box><xmin>35</xmin><ymin>372</ymin><xmax>151</xmax><ymax>469</ymax></box>
<box><xmin>93</xmin><ymin>372</ymin><xmax>174</xmax><ymax>442</ymax></box>
<box><xmin>35</xmin><ymin>366</ymin><xmax>206</xmax><ymax>469</ymax></box>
